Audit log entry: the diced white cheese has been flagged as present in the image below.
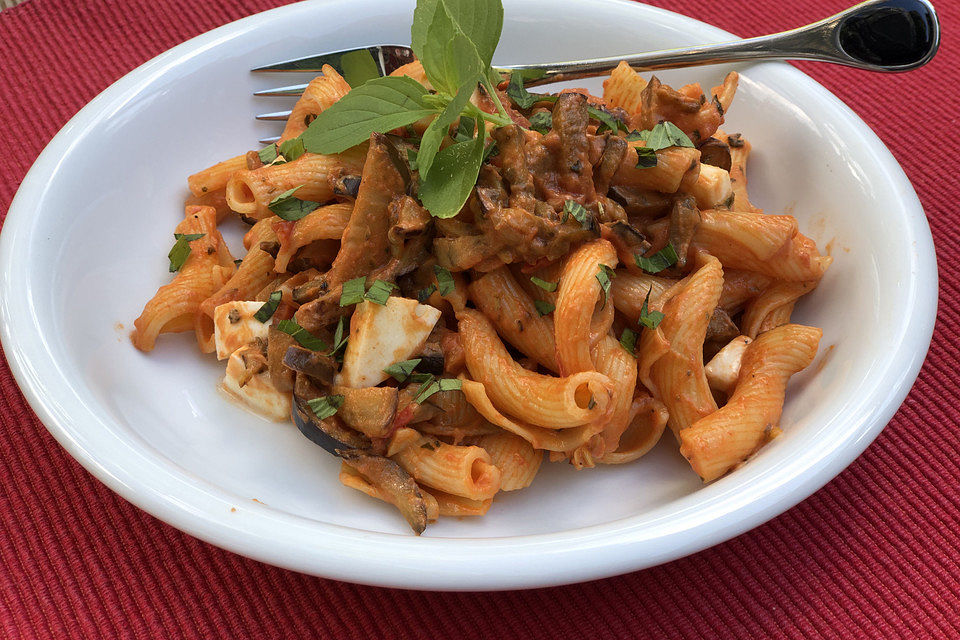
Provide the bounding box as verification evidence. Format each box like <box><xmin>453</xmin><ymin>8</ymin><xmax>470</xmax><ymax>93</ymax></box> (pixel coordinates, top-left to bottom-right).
<box><xmin>692</xmin><ymin>163</ymin><xmax>734</xmax><ymax>209</ymax></box>
<box><xmin>337</xmin><ymin>297</ymin><xmax>442</xmax><ymax>388</ymax></box>
<box><xmin>213</xmin><ymin>301</ymin><xmax>270</xmax><ymax>360</ymax></box>
<box><xmin>219</xmin><ymin>345</ymin><xmax>291</xmax><ymax>421</ymax></box>
<box><xmin>704</xmin><ymin>335</ymin><xmax>752</xmax><ymax>394</ymax></box>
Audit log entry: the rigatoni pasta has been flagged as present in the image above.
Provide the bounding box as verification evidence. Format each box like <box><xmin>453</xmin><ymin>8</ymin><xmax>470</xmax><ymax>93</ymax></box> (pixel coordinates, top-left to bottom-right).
<box><xmin>132</xmin><ymin>0</ymin><xmax>830</xmax><ymax>534</ymax></box>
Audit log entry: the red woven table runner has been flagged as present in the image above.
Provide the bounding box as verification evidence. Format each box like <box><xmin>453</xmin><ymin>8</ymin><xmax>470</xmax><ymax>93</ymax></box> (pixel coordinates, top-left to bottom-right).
<box><xmin>1</xmin><ymin>0</ymin><xmax>957</xmax><ymax>637</ymax></box>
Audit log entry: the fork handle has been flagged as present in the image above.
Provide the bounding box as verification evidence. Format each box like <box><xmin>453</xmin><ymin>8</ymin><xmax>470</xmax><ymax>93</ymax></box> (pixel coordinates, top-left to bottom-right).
<box><xmin>495</xmin><ymin>0</ymin><xmax>938</xmax><ymax>85</ymax></box>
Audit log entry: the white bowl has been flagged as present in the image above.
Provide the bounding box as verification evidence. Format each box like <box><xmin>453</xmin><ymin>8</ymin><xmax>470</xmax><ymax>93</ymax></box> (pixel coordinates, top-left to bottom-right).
<box><xmin>0</xmin><ymin>0</ymin><xmax>937</xmax><ymax>590</ymax></box>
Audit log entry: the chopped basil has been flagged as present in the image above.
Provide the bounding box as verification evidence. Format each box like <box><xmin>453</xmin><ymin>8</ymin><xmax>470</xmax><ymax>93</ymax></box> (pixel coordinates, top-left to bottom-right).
<box><xmin>619</xmin><ymin>327</ymin><xmax>637</xmax><ymax>353</ymax></box>
<box><xmin>635</xmin><ymin>243</ymin><xmax>679</xmax><ymax>274</ymax></box>
<box><xmin>625</xmin><ymin>130</ymin><xmax>647</xmax><ymax>142</ymax></box>
<box><xmin>276</xmin><ymin>318</ymin><xmax>328</xmax><ymax>351</ymax></box>
<box><xmin>383</xmin><ymin>358</ymin><xmax>422</xmax><ymax>383</ymax></box>
<box><xmin>326</xmin><ymin>316</ymin><xmax>348</xmax><ymax>359</ymax></box>
<box><xmin>258</xmin><ymin>144</ymin><xmax>280</xmax><ymax>165</ymax></box>
<box><xmin>506</xmin><ymin>71</ymin><xmax>552</xmax><ymax>109</ymax></box>
<box><xmin>307</xmin><ymin>394</ymin><xmax>344</xmax><ymax>420</ymax></box>
<box><xmin>339</xmin><ymin>276</ymin><xmax>367</xmax><ymax>306</ymax></box>
<box><xmin>167</xmin><ymin>233</ymin><xmax>205</xmax><ymax>272</ymax></box>
<box><xmin>530</xmin><ymin>276</ymin><xmax>558</xmax><ymax>292</ymax></box>
<box><xmin>267</xmin><ymin>185</ymin><xmax>321</xmax><ymax>221</ymax></box>
<box><xmin>639</xmin><ymin>287</ymin><xmax>665</xmax><ymax>330</ymax></box>
<box><xmin>414</xmin><ymin>377</ymin><xmax>462</xmax><ymax>404</ymax></box>
<box><xmin>528</xmin><ymin>111</ymin><xmax>552</xmax><ymax>134</ymax></box>
<box><xmin>434</xmin><ymin>265</ymin><xmax>455</xmax><ymax>296</ymax></box>
<box><xmin>534</xmin><ymin>299</ymin><xmax>555</xmax><ymax>316</ymax></box>
<box><xmin>587</xmin><ymin>396</ymin><xmax>597</xmax><ymax>410</ymax></box>
<box><xmin>409</xmin><ymin>372</ymin><xmax>435</xmax><ymax>384</ymax></box>
<box><xmin>595</xmin><ymin>263</ymin><xmax>615</xmax><ymax>308</ymax></box>
<box><xmin>587</xmin><ymin>106</ymin><xmax>626</xmax><ymax>134</ymax></box>
<box><xmin>278</xmin><ymin>136</ymin><xmax>306</xmax><ymax>162</ymax></box>
<box><xmin>364</xmin><ymin>279</ymin><xmax>397</xmax><ymax>305</ymax></box>
<box><xmin>635</xmin><ymin>146</ymin><xmax>658</xmax><ymax>169</ymax></box>
<box><xmin>562</xmin><ymin>200</ymin><xmax>592</xmax><ymax>229</ymax></box>
<box><xmin>417</xmin><ymin>284</ymin><xmax>437</xmax><ymax>303</ymax></box>
<box><xmin>254</xmin><ymin>291</ymin><xmax>282</xmax><ymax>322</ymax></box>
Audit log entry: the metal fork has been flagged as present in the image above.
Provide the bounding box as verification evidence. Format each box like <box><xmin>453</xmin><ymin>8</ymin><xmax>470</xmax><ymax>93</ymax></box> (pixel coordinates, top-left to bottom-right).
<box><xmin>252</xmin><ymin>0</ymin><xmax>939</xmax><ymax>143</ymax></box>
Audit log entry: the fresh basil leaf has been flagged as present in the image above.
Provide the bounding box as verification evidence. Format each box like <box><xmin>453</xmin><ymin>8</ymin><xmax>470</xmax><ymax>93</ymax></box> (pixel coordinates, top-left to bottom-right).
<box><xmin>340</xmin><ymin>48</ymin><xmax>381</xmax><ymax>88</ymax></box>
<box><xmin>419</xmin><ymin>5</ymin><xmax>484</xmax><ymax>95</ymax></box>
<box><xmin>414</xmin><ymin>376</ymin><xmax>462</xmax><ymax>404</ymax></box>
<box><xmin>506</xmin><ymin>71</ymin><xmax>554</xmax><ymax>109</ymax></box>
<box><xmin>528</xmin><ymin>111</ymin><xmax>552</xmax><ymax>134</ymax></box>
<box><xmin>417</xmin><ymin>284</ymin><xmax>437</xmax><ymax>303</ymax></box>
<box><xmin>418</xmin><ymin>80</ymin><xmax>477</xmax><ymax>179</ymax></box>
<box><xmin>642</xmin><ymin>122</ymin><xmax>695</xmax><ymax>150</ymax></box>
<box><xmin>635</xmin><ymin>146</ymin><xmax>658</xmax><ymax>169</ymax></box>
<box><xmin>254</xmin><ymin>291</ymin><xmax>282</xmax><ymax>323</ymax></box>
<box><xmin>278</xmin><ymin>136</ymin><xmax>306</xmax><ymax>161</ymax></box>
<box><xmin>268</xmin><ymin>186</ymin><xmax>321</xmax><ymax>221</ymax></box>
<box><xmin>625</xmin><ymin>130</ymin><xmax>648</xmax><ymax>142</ymax></box>
<box><xmin>339</xmin><ymin>276</ymin><xmax>367</xmax><ymax>306</ymax></box>
<box><xmin>326</xmin><ymin>316</ymin><xmax>349</xmax><ymax>358</ymax></box>
<box><xmin>307</xmin><ymin>394</ymin><xmax>344</xmax><ymax>420</ymax></box>
<box><xmin>562</xmin><ymin>200</ymin><xmax>592</xmax><ymax>229</ymax></box>
<box><xmin>595</xmin><ymin>263</ymin><xmax>615</xmax><ymax>308</ymax></box>
<box><xmin>407</xmin><ymin>148</ymin><xmax>419</xmax><ymax>172</ymax></box>
<box><xmin>587</xmin><ymin>106</ymin><xmax>626</xmax><ymax>134</ymax></box>
<box><xmin>258</xmin><ymin>144</ymin><xmax>280</xmax><ymax>164</ymax></box>
<box><xmin>167</xmin><ymin>233</ymin><xmax>205</xmax><ymax>272</ymax></box>
<box><xmin>454</xmin><ymin>116</ymin><xmax>475</xmax><ymax>142</ymax></box>
<box><xmin>533</xmin><ymin>300</ymin><xmax>555</xmax><ymax>316</ymax></box>
<box><xmin>409</xmin><ymin>372</ymin><xmax>435</xmax><ymax>384</ymax></box>
<box><xmin>412</xmin><ymin>373</ymin><xmax>437</xmax><ymax>403</ymax></box>
<box><xmin>434</xmin><ymin>265</ymin><xmax>455</xmax><ymax>296</ymax></box>
<box><xmin>276</xmin><ymin>318</ymin><xmax>328</xmax><ymax>351</ymax></box>
<box><xmin>364</xmin><ymin>279</ymin><xmax>397</xmax><ymax>305</ymax></box>
<box><xmin>639</xmin><ymin>287</ymin><xmax>665</xmax><ymax>330</ymax></box>
<box><xmin>530</xmin><ymin>276</ymin><xmax>558</xmax><ymax>292</ymax></box>
<box><xmin>620</xmin><ymin>327</ymin><xmax>637</xmax><ymax>353</ymax></box>
<box><xmin>418</xmin><ymin>127</ymin><xmax>485</xmax><ymax>218</ymax></box>
<box><xmin>412</xmin><ymin>0</ymin><xmax>503</xmax><ymax>72</ymax></box>
<box><xmin>301</xmin><ymin>76</ymin><xmax>436</xmax><ymax>154</ymax></box>
<box><xmin>384</xmin><ymin>358</ymin><xmax>422</xmax><ymax>383</ymax></box>
<box><xmin>635</xmin><ymin>243</ymin><xmax>679</xmax><ymax>274</ymax></box>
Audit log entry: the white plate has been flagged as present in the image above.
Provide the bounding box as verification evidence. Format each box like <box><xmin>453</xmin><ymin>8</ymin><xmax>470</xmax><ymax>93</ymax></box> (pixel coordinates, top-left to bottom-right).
<box><xmin>0</xmin><ymin>0</ymin><xmax>937</xmax><ymax>590</ymax></box>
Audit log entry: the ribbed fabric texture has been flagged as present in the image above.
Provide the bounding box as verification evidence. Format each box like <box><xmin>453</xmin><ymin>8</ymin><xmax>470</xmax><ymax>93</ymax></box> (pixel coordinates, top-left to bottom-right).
<box><xmin>1</xmin><ymin>0</ymin><xmax>957</xmax><ymax>637</ymax></box>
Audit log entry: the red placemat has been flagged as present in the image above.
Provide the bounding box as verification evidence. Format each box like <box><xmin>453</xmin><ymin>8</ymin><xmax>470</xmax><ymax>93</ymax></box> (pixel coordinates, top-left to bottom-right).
<box><xmin>1</xmin><ymin>0</ymin><xmax>957</xmax><ymax>637</ymax></box>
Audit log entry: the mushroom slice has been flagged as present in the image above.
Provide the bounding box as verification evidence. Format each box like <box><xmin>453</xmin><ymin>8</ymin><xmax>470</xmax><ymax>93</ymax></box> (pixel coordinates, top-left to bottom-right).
<box><xmin>339</xmin><ymin>450</ymin><xmax>430</xmax><ymax>535</ymax></box>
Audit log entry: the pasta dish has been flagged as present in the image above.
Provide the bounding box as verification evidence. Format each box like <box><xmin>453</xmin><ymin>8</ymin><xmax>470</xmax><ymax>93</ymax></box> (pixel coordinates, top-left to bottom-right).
<box><xmin>131</xmin><ymin>0</ymin><xmax>830</xmax><ymax>534</ymax></box>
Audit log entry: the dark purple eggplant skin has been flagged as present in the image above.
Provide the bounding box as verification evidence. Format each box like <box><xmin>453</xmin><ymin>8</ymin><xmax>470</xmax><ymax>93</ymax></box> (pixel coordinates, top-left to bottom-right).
<box><xmin>291</xmin><ymin>401</ymin><xmax>352</xmax><ymax>456</ymax></box>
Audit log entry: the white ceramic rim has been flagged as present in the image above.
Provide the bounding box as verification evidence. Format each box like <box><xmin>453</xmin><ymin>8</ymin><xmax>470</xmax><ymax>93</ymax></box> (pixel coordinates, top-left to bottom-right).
<box><xmin>0</xmin><ymin>0</ymin><xmax>938</xmax><ymax>590</ymax></box>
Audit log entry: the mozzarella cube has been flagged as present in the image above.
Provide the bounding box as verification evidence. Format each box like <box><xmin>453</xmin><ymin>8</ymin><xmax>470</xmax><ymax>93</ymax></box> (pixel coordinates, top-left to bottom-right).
<box><xmin>214</xmin><ymin>301</ymin><xmax>270</xmax><ymax>360</ymax></box>
<box><xmin>337</xmin><ymin>298</ymin><xmax>442</xmax><ymax>388</ymax></box>
<box><xmin>705</xmin><ymin>335</ymin><xmax>752</xmax><ymax>394</ymax></box>
<box><xmin>219</xmin><ymin>345</ymin><xmax>291</xmax><ymax>422</ymax></box>
<box><xmin>691</xmin><ymin>163</ymin><xmax>734</xmax><ymax>209</ymax></box>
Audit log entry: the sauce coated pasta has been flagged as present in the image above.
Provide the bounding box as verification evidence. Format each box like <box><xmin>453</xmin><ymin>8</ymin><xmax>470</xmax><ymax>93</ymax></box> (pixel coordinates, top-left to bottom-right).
<box><xmin>132</xmin><ymin>0</ymin><xmax>828</xmax><ymax>533</ymax></box>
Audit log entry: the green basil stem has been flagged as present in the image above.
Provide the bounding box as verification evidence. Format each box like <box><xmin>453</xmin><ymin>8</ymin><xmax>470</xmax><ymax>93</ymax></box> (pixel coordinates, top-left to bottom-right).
<box><xmin>462</xmin><ymin>101</ymin><xmax>512</xmax><ymax>128</ymax></box>
<box><xmin>479</xmin><ymin>75</ymin><xmax>510</xmax><ymax>121</ymax></box>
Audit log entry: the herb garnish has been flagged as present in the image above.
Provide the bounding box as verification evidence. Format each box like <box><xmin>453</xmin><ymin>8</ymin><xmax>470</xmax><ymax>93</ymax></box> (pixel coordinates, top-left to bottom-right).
<box><xmin>383</xmin><ymin>358</ymin><xmax>422</xmax><ymax>383</ymax></box>
<box><xmin>639</xmin><ymin>287</ymin><xmax>665</xmax><ymax>330</ymax></box>
<box><xmin>528</xmin><ymin>111</ymin><xmax>552</xmax><ymax>134</ymax></box>
<box><xmin>562</xmin><ymin>200</ymin><xmax>592</xmax><ymax>229</ymax></box>
<box><xmin>417</xmin><ymin>284</ymin><xmax>437</xmax><ymax>303</ymax></box>
<box><xmin>630</xmin><ymin>122</ymin><xmax>695</xmax><ymax>169</ymax></box>
<box><xmin>364</xmin><ymin>279</ymin><xmax>397</xmax><ymax>305</ymax></box>
<box><xmin>339</xmin><ymin>276</ymin><xmax>367</xmax><ymax>306</ymax></box>
<box><xmin>414</xmin><ymin>377</ymin><xmax>463</xmax><ymax>404</ymax></box>
<box><xmin>278</xmin><ymin>136</ymin><xmax>306</xmax><ymax>162</ymax></box>
<box><xmin>533</xmin><ymin>300</ymin><xmax>555</xmax><ymax>316</ymax></box>
<box><xmin>168</xmin><ymin>233</ymin><xmax>205</xmax><ymax>272</ymax></box>
<box><xmin>258</xmin><ymin>144</ymin><xmax>280</xmax><ymax>165</ymax></box>
<box><xmin>434</xmin><ymin>265</ymin><xmax>455</xmax><ymax>296</ymax></box>
<box><xmin>619</xmin><ymin>327</ymin><xmax>637</xmax><ymax>353</ymax></box>
<box><xmin>276</xmin><ymin>318</ymin><xmax>328</xmax><ymax>351</ymax></box>
<box><xmin>268</xmin><ymin>186</ymin><xmax>321</xmax><ymax>221</ymax></box>
<box><xmin>530</xmin><ymin>276</ymin><xmax>558</xmax><ymax>292</ymax></box>
<box><xmin>308</xmin><ymin>395</ymin><xmax>344</xmax><ymax>420</ymax></box>
<box><xmin>326</xmin><ymin>316</ymin><xmax>349</xmax><ymax>359</ymax></box>
<box><xmin>254</xmin><ymin>291</ymin><xmax>282</xmax><ymax>322</ymax></box>
<box><xmin>595</xmin><ymin>264</ymin><xmax>615</xmax><ymax>307</ymax></box>
<box><xmin>635</xmin><ymin>243</ymin><xmax>679</xmax><ymax>274</ymax></box>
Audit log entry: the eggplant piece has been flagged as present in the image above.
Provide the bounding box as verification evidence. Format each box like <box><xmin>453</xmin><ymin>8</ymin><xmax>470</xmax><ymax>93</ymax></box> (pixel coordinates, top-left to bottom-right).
<box><xmin>259</xmin><ymin>241</ymin><xmax>281</xmax><ymax>258</ymax></box>
<box><xmin>331</xmin><ymin>386</ymin><xmax>399</xmax><ymax>438</ymax></box>
<box><xmin>414</xmin><ymin>342</ymin><xmax>445</xmax><ymax>375</ymax></box>
<box><xmin>594</xmin><ymin>135</ymin><xmax>628</xmax><ymax>196</ymax></box>
<box><xmin>338</xmin><ymin>450</ymin><xmax>430</xmax><ymax>535</ymax></box>
<box><xmin>608</xmin><ymin>186</ymin><xmax>673</xmax><ymax>219</ymax></box>
<box><xmin>698</xmin><ymin>137</ymin><xmax>732</xmax><ymax>172</ymax></box>
<box><xmin>267</xmin><ymin>325</ymin><xmax>296</xmax><ymax>392</ymax></box>
<box><xmin>283</xmin><ymin>346</ymin><xmax>337</xmax><ymax>387</ymax></box>
<box><xmin>291</xmin><ymin>397</ymin><xmax>369</xmax><ymax>455</ymax></box>
<box><xmin>667</xmin><ymin>195</ymin><xmax>700</xmax><ymax>270</ymax></box>
<box><xmin>388</xmin><ymin>195</ymin><xmax>432</xmax><ymax>246</ymax></box>
<box><xmin>333</xmin><ymin>174</ymin><xmax>362</xmax><ymax>198</ymax></box>
<box><xmin>603</xmin><ymin>220</ymin><xmax>651</xmax><ymax>262</ymax></box>
<box><xmin>705</xmin><ymin>308</ymin><xmax>740</xmax><ymax>344</ymax></box>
